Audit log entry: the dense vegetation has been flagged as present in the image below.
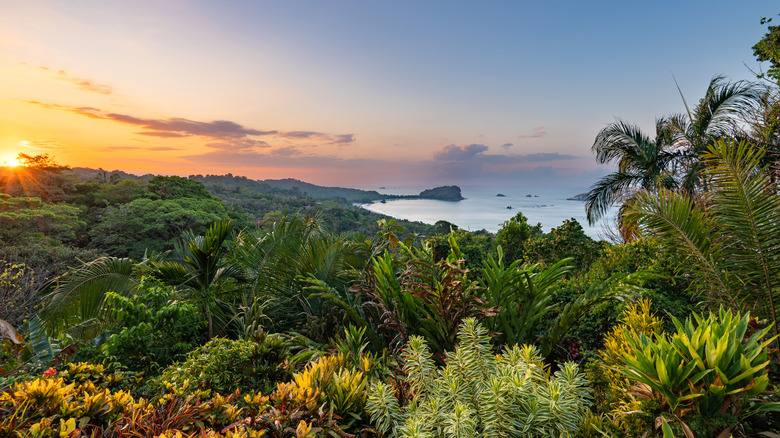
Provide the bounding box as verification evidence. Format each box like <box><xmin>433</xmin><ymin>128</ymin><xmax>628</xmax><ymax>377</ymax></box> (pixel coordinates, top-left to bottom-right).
<box><xmin>2</xmin><ymin>17</ymin><xmax>780</xmax><ymax>438</ymax></box>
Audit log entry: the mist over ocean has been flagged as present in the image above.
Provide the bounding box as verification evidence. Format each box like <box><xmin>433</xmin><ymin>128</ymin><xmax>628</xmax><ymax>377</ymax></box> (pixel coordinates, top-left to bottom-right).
<box><xmin>358</xmin><ymin>185</ymin><xmax>615</xmax><ymax>240</ymax></box>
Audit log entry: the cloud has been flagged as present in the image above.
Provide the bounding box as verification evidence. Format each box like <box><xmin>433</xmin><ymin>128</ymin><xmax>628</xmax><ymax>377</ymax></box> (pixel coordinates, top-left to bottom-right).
<box><xmin>430</xmin><ymin>142</ymin><xmax>580</xmax><ymax>181</ymax></box>
<box><xmin>331</xmin><ymin>134</ymin><xmax>355</xmax><ymax>145</ymax></box>
<box><xmin>271</xmin><ymin>146</ymin><xmax>302</xmax><ymax>157</ymax></box>
<box><xmin>102</xmin><ymin>146</ymin><xmax>142</xmax><ymax>151</ymax></box>
<box><xmin>278</xmin><ymin>131</ymin><xmax>323</xmax><ymax>139</ymax></box>
<box><xmin>277</xmin><ymin>131</ymin><xmax>355</xmax><ymax>145</ymax></box>
<box><xmin>501</xmin><ymin>143</ymin><xmax>514</xmax><ymax>149</ymax></box>
<box><xmin>206</xmin><ymin>139</ymin><xmax>271</xmax><ymax>151</ymax></box>
<box><xmin>433</xmin><ymin>144</ymin><xmax>489</xmax><ymax>161</ymax></box>
<box><xmin>40</xmin><ymin>66</ymin><xmax>116</xmax><ymax>95</ymax></box>
<box><xmin>25</xmin><ymin>101</ymin><xmax>356</xmax><ymax>151</ymax></box>
<box><xmin>148</xmin><ymin>146</ymin><xmax>181</xmax><ymax>151</ymax></box>
<box><xmin>517</xmin><ymin>126</ymin><xmax>547</xmax><ymax>140</ymax></box>
<box><xmin>19</xmin><ymin>140</ymin><xmax>65</xmax><ymax>150</ymax></box>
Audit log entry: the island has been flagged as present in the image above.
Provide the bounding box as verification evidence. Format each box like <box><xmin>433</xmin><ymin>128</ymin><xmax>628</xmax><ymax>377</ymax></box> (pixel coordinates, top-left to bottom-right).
<box><xmin>496</xmin><ymin>193</ymin><xmax>506</xmax><ymax>197</ymax></box>
<box><xmin>418</xmin><ymin>185</ymin><xmax>465</xmax><ymax>201</ymax></box>
<box><xmin>567</xmin><ymin>192</ymin><xmax>588</xmax><ymax>201</ymax></box>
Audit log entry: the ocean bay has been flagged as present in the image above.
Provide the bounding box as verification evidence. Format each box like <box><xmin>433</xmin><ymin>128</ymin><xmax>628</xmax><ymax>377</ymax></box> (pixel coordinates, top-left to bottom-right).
<box><xmin>358</xmin><ymin>185</ymin><xmax>613</xmax><ymax>239</ymax></box>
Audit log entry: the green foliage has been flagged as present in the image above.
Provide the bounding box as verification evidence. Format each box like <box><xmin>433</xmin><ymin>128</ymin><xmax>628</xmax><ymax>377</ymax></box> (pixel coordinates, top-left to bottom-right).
<box><xmin>619</xmin><ymin>307</ymin><xmax>779</xmax><ymax>436</ymax></box>
<box><xmin>355</xmin><ymin>237</ymin><xmax>494</xmax><ymax>355</ymax></box>
<box><xmin>145</xmin><ymin>175</ymin><xmax>214</xmax><ymax>200</ymax></box>
<box><xmin>625</xmin><ymin>139</ymin><xmax>780</xmax><ymax>342</ymax></box>
<box><xmin>43</xmin><ymin>256</ymin><xmax>138</xmax><ymax>338</ymax></box>
<box><xmin>0</xmin><ymin>262</ymin><xmax>43</xmax><ymax>328</ymax></box>
<box><xmin>91</xmin><ymin>278</ymin><xmax>206</xmax><ymax>375</ymax></box>
<box><xmin>754</xmin><ymin>14</ymin><xmax>780</xmax><ymax>84</ymax></box>
<box><xmin>481</xmin><ymin>247</ymin><xmax>641</xmax><ymax>357</ymax></box>
<box><xmin>560</xmin><ymin>237</ymin><xmax>695</xmax><ymax>353</ymax></box>
<box><xmin>523</xmin><ymin>218</ymin><xmax>603</xmax><ymax>271</ymax></box>
<box><xmin>494</xmin><ymin>212</ymin><xmax>542</xmax><ymax>263</ymax></box>
<box><xmin>0</xmin><ymin>194</ymin><xmax>85</xmax><ymax>245</ymax></box>
<box><xmin>89</xmin><ymin>197</ymin><xmax>231</xmax><ymax>257</ymax></box>
<box><xmin>366</xmin><ymin>318</ymin><xmax>592</xmax><ymax>437</ymax></box>
<box><xmin>153</xmin><ymin>334</ymin><xmax>291</xmax><ymax>397</ymax></box>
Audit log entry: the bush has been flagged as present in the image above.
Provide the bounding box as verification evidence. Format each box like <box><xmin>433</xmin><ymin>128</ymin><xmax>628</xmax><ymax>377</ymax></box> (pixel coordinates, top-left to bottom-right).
<box><xmin>366</xmin><ymin>318</ymin><xmax>591</xmax><ymax>437</ymax></box>
<box><xmin>153</xmin><ymin>334</ymin><xmax>291</xmax><ymax>397</ymax></box>
<box><xmin>86</xmin><ymin>278</ymin><xmax>206</xmax><ymax>376</ymax></box>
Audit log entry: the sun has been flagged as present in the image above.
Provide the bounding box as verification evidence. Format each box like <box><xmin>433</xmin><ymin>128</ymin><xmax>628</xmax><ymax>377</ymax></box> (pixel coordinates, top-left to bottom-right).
<box><xmin>3</xmin><ymin>156</ymin><xmax>20</xmax><ymax>167</ymax></box>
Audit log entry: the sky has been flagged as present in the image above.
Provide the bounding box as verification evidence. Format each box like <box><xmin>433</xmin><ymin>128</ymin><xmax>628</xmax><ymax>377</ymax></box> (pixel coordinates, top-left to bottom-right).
<box><xmin>0</xmin><ymin>1</ymin><xmax>777</xmax><ymax>189</ymax></box>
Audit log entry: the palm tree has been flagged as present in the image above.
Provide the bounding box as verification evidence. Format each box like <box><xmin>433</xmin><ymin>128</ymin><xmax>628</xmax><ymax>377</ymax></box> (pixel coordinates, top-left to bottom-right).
<box><xmin>152</xmin><ymin>219</ymin><xmax>244</xmax><ymax>338</ymax></box>
<box><xmin>667</xmin><ymin>75</ymin><xmax>763</xmax><ymax>193</ymax></box>
<box><xmin>624</xmin><ymin>139</ymin><xmax>780</xmax><ymax>347</ymax></box>
<box><xmin>585</xmin><ymin>119</ymin><xmax>677</xmax><ymax>225</ymax></box>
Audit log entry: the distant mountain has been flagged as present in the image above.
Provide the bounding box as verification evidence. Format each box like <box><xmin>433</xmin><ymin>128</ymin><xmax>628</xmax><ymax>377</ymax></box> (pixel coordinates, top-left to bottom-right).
<box><xmin>567</xmin><ymin>192</ymin><xmax>588</xmax><ymax>201</ymax></box>
<box><xmin>258</xmin><ymin>178</ymin><xmax>385</xmax><ymax>203</ymax></box>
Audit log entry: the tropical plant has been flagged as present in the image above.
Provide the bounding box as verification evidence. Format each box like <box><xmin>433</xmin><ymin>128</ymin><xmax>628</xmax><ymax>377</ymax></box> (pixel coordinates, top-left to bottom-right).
<box><xmin>366</xmin><ymin>318</ymin><xmax>592</xmax><ymax>438</ymax></box>
<box><xmin>87</xmin><ymin>278</ymin><xmax>206</xmax><ymax>376</ymax></box>
<box><xmin>152</xmin><ymin>219</ymin><xmax>245</xmax><ymax>338</ymax></box>
<box><xmin>585</xmin><ymin>299</ymin><xmax>664</xmax><ymax>436</ymax></box>
<box><xmin>480</xmin><ymin>247</ymin><xmax>641</xmax><ymax>357</ymax></box>
<box><xmin>624</xmin><ymin>139</ymin><xmax>780</xmax><ymax>343</ymax></box>
<box><xmin>231</xmin><ymin>214</ymin><xmax>361</xmax><ymax>339</ymax></box>
<box><xmin>667</xmin><ymin>75</ymin><xmax>763</xmax><ymax>194</ymax></box>
<box><xmin>152</xmin><ymin>334</ymin><xmax>291</xmax><ymax>398</ymax></box>
<box><xmin>619</xmin><ymin>307</ymin><xmax>779</xmax><ymax>437</ymax></box>
<box><xmin>585</xmin><ymin>76</ymin><xmax>762</xmax><ymax>229</ymax></box>
<box><xmin>585</xmin><ymin>118</ymin><xmax>678</xmax><ymax>225</ymax></box>
<box><xmin>42</xmin><ymin>256</ymin><xmax>139</xmax><ymax>338</ymax></box>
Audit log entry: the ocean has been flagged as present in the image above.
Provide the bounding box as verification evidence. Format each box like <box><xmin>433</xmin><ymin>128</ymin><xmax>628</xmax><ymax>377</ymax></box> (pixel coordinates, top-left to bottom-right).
<box><xmin>357</xmin><ymin>185</ymin><xmax>615</xmax><ymax>240</ymax></box>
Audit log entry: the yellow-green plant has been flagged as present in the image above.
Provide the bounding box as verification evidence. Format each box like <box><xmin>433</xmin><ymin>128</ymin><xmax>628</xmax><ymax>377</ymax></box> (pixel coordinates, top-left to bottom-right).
<box><xmin>366</xmin><ymin>318</ymin><xmax>591</xmax><ymax>438</ymax></box>
<box><xmin>619</xmin><ymin>307</ymin><xmax>779</xmax><ymax>436</ymax></box>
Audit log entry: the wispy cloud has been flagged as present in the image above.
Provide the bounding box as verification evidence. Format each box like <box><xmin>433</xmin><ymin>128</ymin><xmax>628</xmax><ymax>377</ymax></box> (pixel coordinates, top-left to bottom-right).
<box><xmin>517</xmin><ymin>126</ymin><xmax>547</xmax><ymax>140</ymax></box>
<box><xmin>501</xmin><ymin>143</ymin><xmax>513</xmax><ymax>149</ymax></box>
<box><xmin>25</xmin><ymin>101</ymin><xmax>355</xmax><ymax>152</ymax></box>
<box><xmin>39</xmin><ymin>66</ymin><xmax>116</xmax><ymax>95</ymax></box>
<box><xmin>19</xmin><ymin>140</ymin><xmax>65</xmax><ymax>150</ymax></box>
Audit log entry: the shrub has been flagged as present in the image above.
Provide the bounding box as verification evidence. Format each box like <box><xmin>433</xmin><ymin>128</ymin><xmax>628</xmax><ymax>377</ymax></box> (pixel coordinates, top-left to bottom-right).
<box><xmin>619</xmin><ymin>307</ymin><xmax>779</xmax><ymax>437</ymax></box>
<box><xmin>89</xmin><ymin>278</ymin><xmax>206</xmax><ymax>376</ymax></box>
<box><xmin>153</xmin><ymin>334</ymin><xmax>291</xmax><ymax>397</ymax></box>
<box><xmin>584</xmin><ymin>299</ymin><xmax>663</xmax><ymax>436</ymax></box>
<box><xmin>366</xmin><ymin>318</ymin><xmax>591</xmax><ymax>437</ymax></box>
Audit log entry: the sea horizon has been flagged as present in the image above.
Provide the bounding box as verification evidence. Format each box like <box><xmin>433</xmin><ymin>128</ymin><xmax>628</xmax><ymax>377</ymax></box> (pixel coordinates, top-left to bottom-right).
<box><xmin>355</xmin><ymin>184</ymin><xmax>615</xmax><ymax>240</ymax></box>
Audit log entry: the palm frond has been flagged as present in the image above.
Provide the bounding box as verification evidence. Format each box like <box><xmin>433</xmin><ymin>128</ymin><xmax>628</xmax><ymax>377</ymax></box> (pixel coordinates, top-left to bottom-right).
<box><xmin>42</xmin><ymin>257</ymin><xmax>139</xmax><ymax>337</ymax></box>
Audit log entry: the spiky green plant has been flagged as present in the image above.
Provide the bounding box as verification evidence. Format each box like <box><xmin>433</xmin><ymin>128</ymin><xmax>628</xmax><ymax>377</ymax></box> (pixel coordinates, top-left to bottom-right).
<box><xmin>366</xmin><ymin>318</ymin><xmax>591</xmax><ymax>438</ymax></box>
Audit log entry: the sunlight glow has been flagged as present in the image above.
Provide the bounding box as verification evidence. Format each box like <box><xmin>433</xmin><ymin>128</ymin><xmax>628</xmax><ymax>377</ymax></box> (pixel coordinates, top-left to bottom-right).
<box><xmin>3</xmin><ymin>156</ymin><xmax>20</xmax><ymax>167</ymax></box>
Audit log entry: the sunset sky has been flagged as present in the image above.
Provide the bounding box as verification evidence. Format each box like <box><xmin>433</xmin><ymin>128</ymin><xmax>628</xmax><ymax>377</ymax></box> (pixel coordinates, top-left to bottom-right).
<box><xmin>1</xmin><ymin>1</ymin><xmax>776</xmax><ymax>188</ymax></box>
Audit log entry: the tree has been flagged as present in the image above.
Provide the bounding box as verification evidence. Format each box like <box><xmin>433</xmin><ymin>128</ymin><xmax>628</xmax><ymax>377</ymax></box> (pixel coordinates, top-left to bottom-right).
<box><xmin>494</xmin><ymin>212</ymin><xmax>542</xmax><ymax>263</ymax></box>
<box><xmin>753</xmin><ymin>14</ymin><xmax>780</xmax><ymax>85</ymax></box>
<box><xmin>585</xmin><ymin>119</ymin><xmax>677</xmax><ymax>225</ymax></box>
<box><xmin>624</xmin><ymin>139</ymin><xmax>780</xmax><ymax>346</ymax></box>
<box><xmin>145</xmin><ymin>175</ymin><xmax>213</xmax><ymax>200</ymax></box>
<box><xmin>523</xmin><ymin>218</ymin><xmax>603</xmax><ymax>271</ymax></box>
<box><xmin>0</xmin><ymin>194</ymin><xmax>84</xmax><ymax>245</ymax></box>
<box><xmin>89</xmin><ymin>197</ymin><xmax>230</xmax><ymax>258</ymax></box>
<box><xmin>666</xmin><ymin>75</ymin><xmax>762</xmax><ymax>193</ymax></box>
<box><xmin>151</xmin><ymin>219</ymin><xmax>244</xmax><ymax>338</ymax></box>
